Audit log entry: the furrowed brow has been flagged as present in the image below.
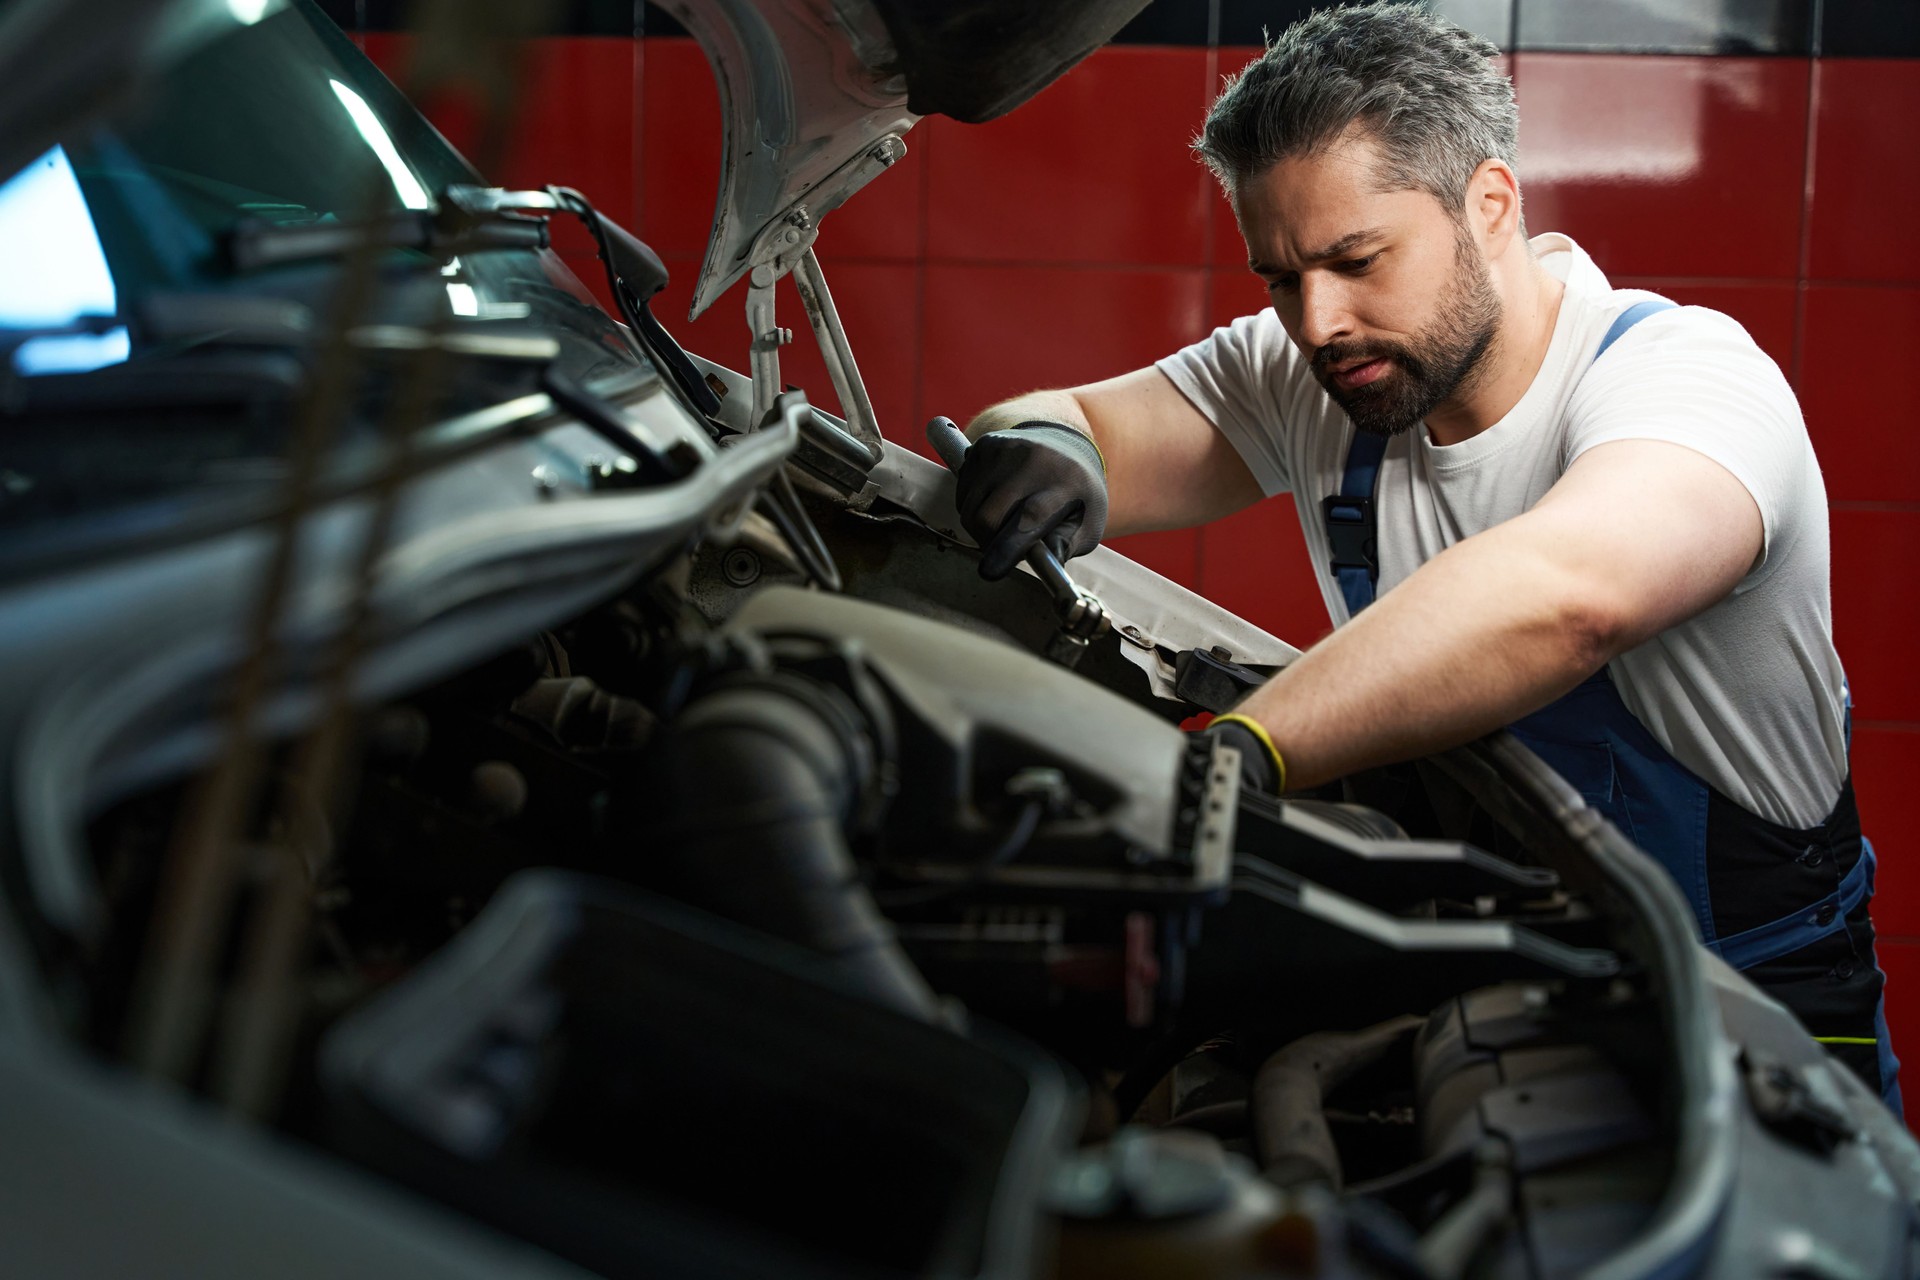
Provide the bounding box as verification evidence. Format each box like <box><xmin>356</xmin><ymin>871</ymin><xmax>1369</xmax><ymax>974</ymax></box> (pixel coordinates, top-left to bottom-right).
<box><xmin>1249</xmin><ymin>226</ymin><xmax>1389</xmax><ymax>275</ymax></box>
<box><xmin>1303</xmin><ymin>227</ymin><xmax>1388</xmax><ymax>262</ymax></box>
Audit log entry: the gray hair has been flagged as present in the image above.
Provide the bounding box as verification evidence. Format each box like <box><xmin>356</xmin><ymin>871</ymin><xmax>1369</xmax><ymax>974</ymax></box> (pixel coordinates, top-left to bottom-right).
<box><xmin>1195</xmin><ymin>3</ymin><xmax>1519</xmax><ymax>218</ymax></box>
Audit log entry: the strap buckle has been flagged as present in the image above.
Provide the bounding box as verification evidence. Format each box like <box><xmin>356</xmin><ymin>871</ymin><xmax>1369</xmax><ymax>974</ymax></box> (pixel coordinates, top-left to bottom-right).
<box><xmin>1321</xmin><ymin>494</ymin><xmax>1377</xmax><ymax>572</ymax></box>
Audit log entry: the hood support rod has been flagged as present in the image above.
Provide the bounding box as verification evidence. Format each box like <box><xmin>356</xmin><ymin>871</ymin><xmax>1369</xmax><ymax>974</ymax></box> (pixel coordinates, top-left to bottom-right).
<box><xmin>738</xmin><ymin>137</ymin><xmax>909</xmax><ymax>474</ymax></box>
<box><xmin>793</xmin><ymin>247</ymin><xmax>884</xmax><ymax>466</ymax></box>
<box><xmin>745</xmin><ymin>244</ymin><xmax>887</xmax><ymax>478</ymax></box>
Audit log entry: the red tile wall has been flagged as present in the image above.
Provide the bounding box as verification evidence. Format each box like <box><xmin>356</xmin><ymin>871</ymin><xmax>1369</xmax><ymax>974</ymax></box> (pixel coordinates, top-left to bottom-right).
<box><xmin>1798</xmin><ymin>58</ymin><xmax>1920</xmax><ymax>1114</ymax></box>
<box><xmin>366</xmin><ymin>34</ymin><xmax>1920</xmax><ymax>1109</ymax></box>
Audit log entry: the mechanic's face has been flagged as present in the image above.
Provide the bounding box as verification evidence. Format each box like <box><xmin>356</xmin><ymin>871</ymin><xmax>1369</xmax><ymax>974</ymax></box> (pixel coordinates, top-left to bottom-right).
<box><xmin>1234</xmin><ymin>130</ymin><xmax>1502</xmax><ymax>437</ymax></box>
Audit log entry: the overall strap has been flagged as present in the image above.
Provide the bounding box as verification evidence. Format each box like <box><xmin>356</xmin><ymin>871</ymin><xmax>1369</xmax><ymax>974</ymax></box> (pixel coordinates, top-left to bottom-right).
<box><xmin>1322</xmin><ymin>295</ymin><xmax>1678</xmax><ymax>617</ymax></box>
<box><xmin>1323</xmin><ymin>431</ymin><xmax>1389</xmax><ymax>617</ymax></box>
<box><xmin>1595</xmin><ymin>298</ymin><xmax>1677</xmax><ymax>360</ymax></box>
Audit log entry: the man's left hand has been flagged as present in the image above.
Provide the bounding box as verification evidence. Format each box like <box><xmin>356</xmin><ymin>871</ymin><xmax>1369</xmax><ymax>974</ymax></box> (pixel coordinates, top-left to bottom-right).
<box><xmin>1202</xmin><ymin>713</ymin><xmax>1287</xmax><ymax>794</ymax></box>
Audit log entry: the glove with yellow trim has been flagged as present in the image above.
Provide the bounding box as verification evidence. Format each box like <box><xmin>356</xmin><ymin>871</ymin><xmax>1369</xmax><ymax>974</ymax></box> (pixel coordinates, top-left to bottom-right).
<box><xmin>1203</xmin><ymin>712</ymin><xmax>1287</xmax><ymax>795</ymax></box>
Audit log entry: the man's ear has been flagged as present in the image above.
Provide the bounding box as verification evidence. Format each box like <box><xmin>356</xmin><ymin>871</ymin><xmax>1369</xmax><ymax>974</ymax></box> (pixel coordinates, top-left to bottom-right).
<box><xmin>1466</xmin><ymin>158</ymin><xmax>1524</xmax><ymax>252</ymax></box>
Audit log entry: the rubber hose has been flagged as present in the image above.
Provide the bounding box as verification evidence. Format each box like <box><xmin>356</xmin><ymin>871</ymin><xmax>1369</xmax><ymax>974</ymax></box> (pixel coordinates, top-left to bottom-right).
<box><xmin>655</xmin><ymin>677</ymin><xmax>939</xmax><ymax>1022</ymax></box>
<box><xmin>1251</xmin><ymin>1015</ymin><xmax>1424</xmax><ymax>1191</ymax></box>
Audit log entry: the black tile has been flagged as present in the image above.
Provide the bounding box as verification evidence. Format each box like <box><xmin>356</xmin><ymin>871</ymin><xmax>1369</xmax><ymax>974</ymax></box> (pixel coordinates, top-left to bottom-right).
<box><xmin>641</xmin><ymin>2</ymin><xmax>688</xmax><ymax>38</ymax></box>
<box><xmin>358</xmin><ymin>0</ymin><xmax>403</xmax><ymax>30</ymax></box>
<box><xmin>565</xmin><ymin>0</ymin><xmax>642</xmax><ymax>36</ymax></box>
<box><xmin>1219</xmin><ymin>1</ymin><xmax>1512</xmax><ymax>50</ymax></box>
<box><xmin>1217</xmin><ymin>0</ymin><xmax>1326</xmax><ymax>47</ymax></box>
<box><xmin>354</xmin><ymin>0</ymin><xmax>640</xmax><ymax>35</ymax></box>
<box><xmin>1821</xmin><ymin>0</ymin><xmax>1920</xmax><ymax>56</ymax></box>
<box><xmin>309</xmin><ymin>0</ymin><xmax>362</xmax><ymax>30</ymax></box>
<box><xmin>644</xmin><ymin>2</ymin><xmax>1219</xmax><ymax>48</ymax></box>
<box><xmin>1513</xmin><ymin>0</ymin><xmax>1814</xmax><ymax>54</ymax></box>
<box><xmin>643</xmin><ymin>3</ymin><xmax>1210</xmax><ymax>46</ymax></box>
<box><xmin>1429</xmin><ymin>0</ymin><xmax>1515</xmax><ymax>50</ymax></box>
<box><xmin>1111</xmin><ymin>0</ymin><xmax>1214</xmax><ymax>46</ymax></box>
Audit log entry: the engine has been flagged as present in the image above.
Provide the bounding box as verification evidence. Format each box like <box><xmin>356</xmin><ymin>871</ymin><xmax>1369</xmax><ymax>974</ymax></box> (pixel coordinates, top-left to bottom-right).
<box><xmin>74</xmin><ymin>556</ymin><xmax>1741</xmax><ymax>1279</ymax></box>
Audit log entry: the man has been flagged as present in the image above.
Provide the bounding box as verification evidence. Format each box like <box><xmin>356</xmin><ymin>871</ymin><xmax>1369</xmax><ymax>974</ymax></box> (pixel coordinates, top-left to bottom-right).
<box><xmin>952</xmin><ymin>2</ymin><xmax>1901</xmax><ymax>1110</ymax></box>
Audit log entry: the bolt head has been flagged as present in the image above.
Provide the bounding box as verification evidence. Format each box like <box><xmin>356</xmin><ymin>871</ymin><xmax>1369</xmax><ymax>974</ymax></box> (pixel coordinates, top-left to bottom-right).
<box><xmin>721</xmin><ymin>547</ymin><xmax>762</xmax><ymax>587</ymax></box>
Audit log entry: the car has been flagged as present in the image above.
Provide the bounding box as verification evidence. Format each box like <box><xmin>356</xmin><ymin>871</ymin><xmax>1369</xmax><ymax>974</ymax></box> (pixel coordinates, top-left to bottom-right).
<box><xmin>1</xmin><ymin>1</ymin><xmax>1916</xmax><ymax>1276</ymax></box>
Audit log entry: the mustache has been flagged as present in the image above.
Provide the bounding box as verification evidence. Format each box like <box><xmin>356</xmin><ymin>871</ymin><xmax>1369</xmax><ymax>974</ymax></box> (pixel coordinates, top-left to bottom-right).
<box><xmin>1313</xmin><ymin>340</ymin><xmax>1406</xmax><ymax>373</ymax></box>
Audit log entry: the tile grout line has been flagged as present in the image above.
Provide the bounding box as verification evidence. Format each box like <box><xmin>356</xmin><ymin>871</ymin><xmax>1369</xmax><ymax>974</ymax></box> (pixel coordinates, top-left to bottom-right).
<box><xmin>660</xmin><ymin>254</ymin><xmax>1920</xmax><ymax>291</ymax></box>
<box><xmin>1196</xmin><ymin>1</ymin><xmax>1221</xmax><ymax>590</ymax></box>
<box><xmin>631</xmin><ymin>13</ymin><xmax>645</xmax><ymax>241</ymax></box>
<box><xmin>1623</xmin><ymin>277</ymin><xmax>1920</xmax><ymax>291</ymax></box>
<box><xmin>661</xmin><ymin>255</ymin><xmax>1225</xmax><ymax>272</ymax></box>
<box><xmin>911</xmin><ymin>116</ymin><xmax>930</xmax><ymax>434</ymax></box>
<box><xmin>1790</xmin><ymin>51</ymin><xmax>1821</xmax><ymax>390</ymax></box>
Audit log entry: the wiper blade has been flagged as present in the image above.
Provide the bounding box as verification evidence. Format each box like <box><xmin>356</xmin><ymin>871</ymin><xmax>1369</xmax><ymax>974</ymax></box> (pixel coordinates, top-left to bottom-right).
<box><xmin>141</xmin><ymin>294</ymin><xmax>315</xmax><ymax>348</ymax></box>
<box><xmin>224</xmin><ymin>193</ymin><xmax>549</xmax><ymax>273</ymax></box>
<box><xmin>2</xmin><ymin>349</ymin><xmax>305</xmax><ymax>416</ymax></box>
<box><xmin>3</xmin><ymin>297</ymin><xmax>316</xmax><ymax>368</ymax></box>
<box><xmin>0</xmin><ymin>313</ymin><xmax>126</xmax><ymax>356</ymax></box>
<box><xmin>470</xmin><ymin>184</ymin><xmax>721</xmax><ymax>421</ymax></box>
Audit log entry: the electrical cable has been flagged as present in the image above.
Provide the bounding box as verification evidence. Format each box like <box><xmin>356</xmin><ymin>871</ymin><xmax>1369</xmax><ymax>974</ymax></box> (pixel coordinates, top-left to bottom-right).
<box><xmin>984</xmin><ymin>796</ymin><xmax>1045</xmax><ymax>866</ymax></box>
<box><xmin>871</xmin><ymin>796</ymin><xmax>1048</xmax><ymax>908</ymax></box>
<box><xmin>752</xmin><ymin>468</ymin><xmax>842</xmax><ymax>592</ymax></box>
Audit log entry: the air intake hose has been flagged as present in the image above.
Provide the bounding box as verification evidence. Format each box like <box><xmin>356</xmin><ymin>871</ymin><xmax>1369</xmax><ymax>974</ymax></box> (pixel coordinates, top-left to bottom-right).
<box><xmin>652</xmin><ymin>670</ymin><xmax>939</xmax><ymax>1022</ymax></box>
<box><xmin>1252</xmin><ymin>1015</ymin><xmax>1424</xmax><ymax>1190</ymax></box>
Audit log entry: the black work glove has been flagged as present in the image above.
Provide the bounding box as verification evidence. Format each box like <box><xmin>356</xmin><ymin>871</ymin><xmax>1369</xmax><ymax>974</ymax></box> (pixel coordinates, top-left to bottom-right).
<box><xmin>1202</xmin><ymin>713</ymin><xmax>1286</xmax><ymax>795</ymax></box>
<box><xmin>954</xmin><ymin>421</ymin><xmax>1108</xmax><ymax>581</ymax></box>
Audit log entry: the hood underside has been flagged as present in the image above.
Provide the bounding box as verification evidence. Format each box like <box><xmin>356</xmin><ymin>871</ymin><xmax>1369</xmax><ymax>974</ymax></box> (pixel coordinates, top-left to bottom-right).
<box><xmin>663</xmin><ymin>0</ymin><xmax>1149</xmax><ymax>318</ymax></box>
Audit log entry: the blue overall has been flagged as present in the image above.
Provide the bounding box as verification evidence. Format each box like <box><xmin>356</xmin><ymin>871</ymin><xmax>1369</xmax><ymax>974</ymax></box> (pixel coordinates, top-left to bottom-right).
<box><xmin>1322</xmin><ymin>300</ymin><xmax>1903</xmax><ymax>1113</ymax></box>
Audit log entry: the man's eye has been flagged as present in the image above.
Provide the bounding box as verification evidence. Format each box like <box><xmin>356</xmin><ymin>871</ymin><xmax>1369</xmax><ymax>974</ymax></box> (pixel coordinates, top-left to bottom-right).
<box><xmin>1339</xmin><ymin>255</ymin><xmax>1377</xmax><ymax>273</ymax></box>
<box><xmin>1267</xmin><ymin>274</ymin><xmax>1299</xmax><ymax>294</ymax></box>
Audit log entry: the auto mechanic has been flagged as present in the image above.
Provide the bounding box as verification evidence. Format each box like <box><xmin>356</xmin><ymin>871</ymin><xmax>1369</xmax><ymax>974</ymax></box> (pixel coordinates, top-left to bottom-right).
<box><xmin>950</xmin><ymin>1</ymin><xmax>1902</xmax><ymax>1110</ymax></box>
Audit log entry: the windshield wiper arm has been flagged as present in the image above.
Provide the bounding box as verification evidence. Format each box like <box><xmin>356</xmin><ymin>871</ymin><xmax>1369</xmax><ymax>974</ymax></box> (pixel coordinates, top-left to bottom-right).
<box><xmin>443</xmin><ymin>185</ymin><xmax>723</xmax><ymax>422</ymax></box>
<box><xmin>0</xmin><ymin>313</ymin><xmax>126</xmax><ymax>354</ymax></box>
<box><xmin>2</xmin><ymin>349</ymin><xmax>306</xmax><ymax>416</ymax></box>
<box><xmin>224</xmin><ymin>196</ymin><xmax>549</xmax><ymax>274</ymax></box>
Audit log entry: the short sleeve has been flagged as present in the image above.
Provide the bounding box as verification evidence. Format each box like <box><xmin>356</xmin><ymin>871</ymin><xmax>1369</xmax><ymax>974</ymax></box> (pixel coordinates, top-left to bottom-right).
<box><xmin>1566</xmin><ymin>306</ymin><xmax>1813</xmax><ymax>582</ymax></box>
<box><xmin>1155</xmin><ymin>310</ymin><xmax>1303</xmax><ymax>497</ymax></box>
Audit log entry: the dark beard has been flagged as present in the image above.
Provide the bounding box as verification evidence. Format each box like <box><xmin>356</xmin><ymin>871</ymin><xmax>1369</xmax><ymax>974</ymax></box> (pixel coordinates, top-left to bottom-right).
<box><xmin>1311</xmin><ymin>233</ymin><xmax>1503</xmax><ymax>438</ymax></box>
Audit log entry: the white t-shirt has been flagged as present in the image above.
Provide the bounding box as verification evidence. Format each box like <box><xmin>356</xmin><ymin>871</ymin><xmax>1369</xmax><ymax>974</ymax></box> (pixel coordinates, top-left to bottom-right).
<box><xmin>1156</xmin><ymin>233</ymin><xmax>1846</xmax><ymax>828</ymax></box>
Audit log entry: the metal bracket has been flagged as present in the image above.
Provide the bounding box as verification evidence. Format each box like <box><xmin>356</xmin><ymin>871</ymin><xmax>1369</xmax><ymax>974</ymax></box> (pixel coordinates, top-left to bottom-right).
<box><xmin>1234</xmin><ymin>790</ymin><xmax>1561</xmax><ymax>910</ymax></box>
<box><xmin>737</xmin><ymin>137</ymin><xmax>906</xmax><ymax>449</ymax></box>
<box><xmin>733</xmin><ymin>137</ymin><xmax>904</xmax><ymax>287</ymax></box>
<box><xmin>746</xmin><ymin>264</ymin><xmax>792</xmax><ymax>428</ymax></box>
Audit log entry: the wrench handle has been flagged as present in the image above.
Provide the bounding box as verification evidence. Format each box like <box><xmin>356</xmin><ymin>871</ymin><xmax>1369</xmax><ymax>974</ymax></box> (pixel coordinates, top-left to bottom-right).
<box><xmin>925</xmin><ymin>415</ymin><xmax>971</xmax><ymax>473</ymax></box>
<box><xmin>925</xmin><ymin>416</ymin><xmax>1100</xmax><ymax>634</ymax></box>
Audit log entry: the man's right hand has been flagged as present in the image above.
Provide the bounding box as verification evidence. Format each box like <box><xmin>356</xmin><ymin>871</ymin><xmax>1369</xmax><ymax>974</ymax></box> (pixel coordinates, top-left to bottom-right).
<box><xmin>954</xmin><ymin>421</ymin><xmax>1109</xmax><ymax>580</ymax></box>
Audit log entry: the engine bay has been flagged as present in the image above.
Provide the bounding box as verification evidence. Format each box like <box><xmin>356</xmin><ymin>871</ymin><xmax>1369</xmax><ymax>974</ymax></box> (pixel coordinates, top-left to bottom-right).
<box><xmin>64</xmin><ymin>479</ymin><xmax>1745</xmax><ymax>1278</ymax></box>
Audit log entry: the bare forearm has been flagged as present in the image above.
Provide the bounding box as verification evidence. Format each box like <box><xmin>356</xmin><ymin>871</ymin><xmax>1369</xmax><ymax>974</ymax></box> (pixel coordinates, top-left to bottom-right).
<box><xmin>1233</xmin><ymin>440</ymin><xmax>1764</xmax><ymax>789</ymax></box>
<box><xmin>1238</xmin><ymin>528</ymin><xmax>1614</xmax><ymax>789</ymax></box>
<box><xmin>965</xmin><ymin>391</ymin><xmax>1092</xmax><ymax>442</ymax></box>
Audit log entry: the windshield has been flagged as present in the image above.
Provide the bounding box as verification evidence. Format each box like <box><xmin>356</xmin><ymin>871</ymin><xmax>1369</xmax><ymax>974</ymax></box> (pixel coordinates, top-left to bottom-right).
<box><xmin>0</xmin><ymin>0</ymin><xmax>650</xmax><ymax>542</ymax></box>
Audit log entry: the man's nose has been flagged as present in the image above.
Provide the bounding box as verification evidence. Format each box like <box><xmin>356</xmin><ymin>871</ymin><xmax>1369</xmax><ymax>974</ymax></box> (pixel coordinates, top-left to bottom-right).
<box><xmin>1295</xmin><ymin>275</ymin><xmax>1353</xmax><ymax>351</ymax></box>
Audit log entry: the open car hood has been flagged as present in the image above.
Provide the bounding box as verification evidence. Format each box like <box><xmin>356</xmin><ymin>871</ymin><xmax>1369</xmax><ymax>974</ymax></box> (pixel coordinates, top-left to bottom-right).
<box><xmin>660</xmin><ymin>0</ymin><xmax>1150</xmax><ymax>318</ymax></box>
